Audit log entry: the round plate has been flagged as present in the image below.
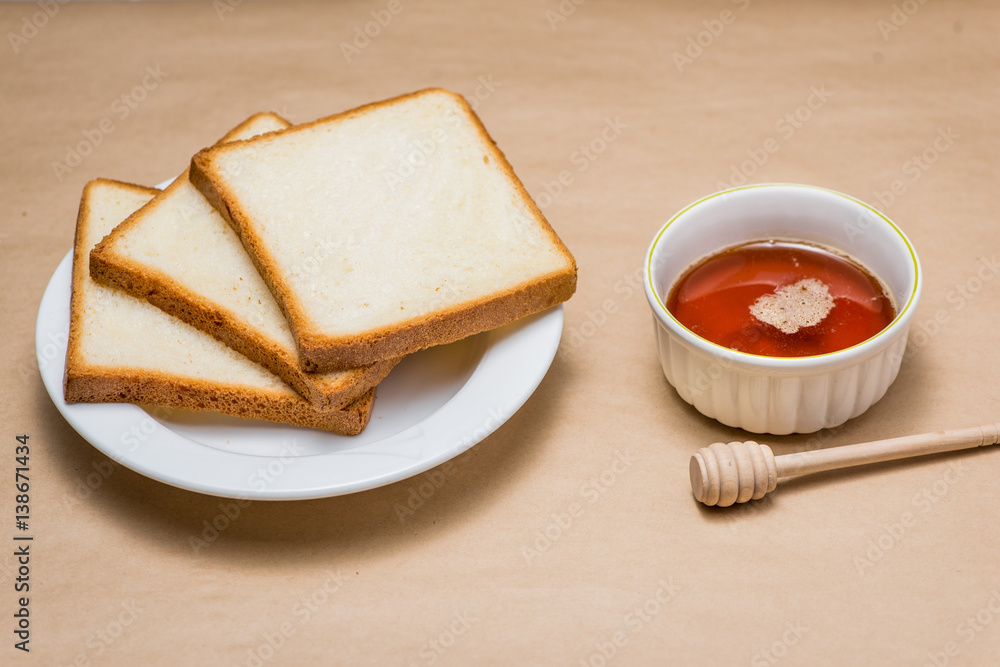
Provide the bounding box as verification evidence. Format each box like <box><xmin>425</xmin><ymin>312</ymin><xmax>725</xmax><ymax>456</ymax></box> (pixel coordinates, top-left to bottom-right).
<box><xmin>37</xmin><ymin>249</ymin><xmax>563</xmax><ymax>499</ymax></box>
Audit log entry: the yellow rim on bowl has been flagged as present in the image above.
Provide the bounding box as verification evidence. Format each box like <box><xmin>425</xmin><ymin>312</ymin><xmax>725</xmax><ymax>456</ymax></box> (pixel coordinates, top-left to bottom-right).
<box><xmin>645</xmin><ymin>183</ymin><xmax>921</xmax><ymax>364</ymax></box>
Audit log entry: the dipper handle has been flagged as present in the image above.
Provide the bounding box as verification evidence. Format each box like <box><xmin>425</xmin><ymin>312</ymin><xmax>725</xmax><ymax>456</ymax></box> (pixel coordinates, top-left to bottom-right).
<box><xmin>690</xmin><ymin>423</ymin><xmax>1000</xmax><ymax>507</ymax></box>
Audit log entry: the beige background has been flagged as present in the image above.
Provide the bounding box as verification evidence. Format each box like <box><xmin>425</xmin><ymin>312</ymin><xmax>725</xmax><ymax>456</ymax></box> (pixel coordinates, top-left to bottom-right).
<box><xmin>3</xmin><ymin>0</ymin><xmax>1000</xmax><ymax>664</ymax></box>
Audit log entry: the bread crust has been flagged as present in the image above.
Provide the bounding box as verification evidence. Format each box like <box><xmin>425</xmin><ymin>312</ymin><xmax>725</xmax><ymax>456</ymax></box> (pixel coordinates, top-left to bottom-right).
<box><xmin>65</xmin><ymin>367</ymin><xmax>375</xmax><ymax>436</ymax></box>
<box><xmin>90</xmin><ymin>224</ymin><xmax>396</xmax><ymax>408</ymax></box>
<box><xmin>65</xmin><ymin>178</ymin><xmax>375</xmax><ymax>435</ymax></box>
<box><xmin>299</xmin><ymin>270</ymin><xmax>576</xmax><ymax>371</ymax></box>
<box><xmin>190</xmin><ymin>89</ymin><xmax>578</xmax><ymax>372</ymax></box>
<box><xmin>89</xmin><ymin>114</ymin><xmax>398</xmax><ymax>408</ymax></box>
<box><xmin>90</xmin><ymin>176</ymin><xmax>396</xmax><ymax>409</ymax></box>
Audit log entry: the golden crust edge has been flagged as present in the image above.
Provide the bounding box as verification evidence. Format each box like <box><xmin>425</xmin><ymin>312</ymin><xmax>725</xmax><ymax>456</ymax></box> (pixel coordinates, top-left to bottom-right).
<box><xmin>65</xmin><ymin>179</ymin><xmax>161</xmax><ymax>399</ymax></box>
<box><xmin>87</xmin><ymin>112</ymin><xmax>393</xmax><ymax>412</ymax></box>
<box><xmin>299</xmin><ymin>268</ymin><xmax>577</xmax><ymax>371</ymax></box>
<box><xmin>65</xmin><ymin>370</ymin><xmax>375</xmax><ymax>436</ymax></box>
<box><xmin>89</xmin><ymin>180</ymin><xmax>389</xmax><ymax>411</ymax></box>
<box><xmin>190</xmin><ymin>89</ymin><xmax>578</xmax><ymax>371</ymax></box>
<box><xmin>64</xmin><ymin>178</ymin><xmax>375</xmax><ymax>435</ymax></box>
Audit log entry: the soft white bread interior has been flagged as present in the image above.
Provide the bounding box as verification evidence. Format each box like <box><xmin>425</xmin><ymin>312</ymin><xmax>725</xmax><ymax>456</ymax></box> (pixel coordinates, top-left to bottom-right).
<box><xmin>89</xmin><ymin>113</ymin><xmax>396</xmax><ymax>410</ymax></box>
<box><xmin>64</xmin><ymin>179</ymin><xmax>374</xmax><ymax>435</ymax></box>
<box><xmin>191</xmin><ymin>88</ymin><xmax>577</xmax><ymax>371</ymax></box>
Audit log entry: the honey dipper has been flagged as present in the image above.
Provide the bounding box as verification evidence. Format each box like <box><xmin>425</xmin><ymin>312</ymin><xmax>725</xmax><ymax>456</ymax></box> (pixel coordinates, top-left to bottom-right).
<box><xmin>690</xmin><ymin>423</ymin><xmax>1000</xmax><ymax>507</ymax></box>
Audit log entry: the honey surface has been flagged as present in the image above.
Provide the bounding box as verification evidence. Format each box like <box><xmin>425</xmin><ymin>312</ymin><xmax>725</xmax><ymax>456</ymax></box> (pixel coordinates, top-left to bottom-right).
<box><xmin>666</xmin><ymin>240</ymin><xmax>895</xmax><ymax>357</ymax></box>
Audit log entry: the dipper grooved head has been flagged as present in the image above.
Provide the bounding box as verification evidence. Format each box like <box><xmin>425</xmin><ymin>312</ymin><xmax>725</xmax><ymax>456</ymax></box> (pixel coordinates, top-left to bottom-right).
<box><xmin>690</xmin><ymin>441</ymin><xmax>778</xmax><ymax>507</ymax></box>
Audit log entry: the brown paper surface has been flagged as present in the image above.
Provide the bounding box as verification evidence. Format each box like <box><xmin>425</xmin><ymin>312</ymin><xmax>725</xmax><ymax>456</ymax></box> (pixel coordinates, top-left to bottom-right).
<box><xmin>2</xmin><ymin>1</ymin><xmax>999</xmax><ymax>664</ymax></box>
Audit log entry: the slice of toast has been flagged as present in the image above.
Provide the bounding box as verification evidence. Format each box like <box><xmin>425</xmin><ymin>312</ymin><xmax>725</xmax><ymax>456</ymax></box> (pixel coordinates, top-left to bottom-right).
<box><xmin>89</xmin><ymin>113</ymin><xmax>397</xmax><ymax>411</ymax></box>
<box><xmin>190</xmin><ymin>88</ymin><xmax>577</xmax><ymax>372</ymax></box>
<box><xmin>65</xmin><ymin>178</ymin><xmax>374</xmax><ymax>435</ymax></box>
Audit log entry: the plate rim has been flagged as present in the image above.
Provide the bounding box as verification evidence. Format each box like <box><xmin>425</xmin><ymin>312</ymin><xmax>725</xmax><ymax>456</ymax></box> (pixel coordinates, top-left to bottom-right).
<box><xmin>36</xmin><ymin>247</ymin><xmax>564</xmax><ymax>500</ymax></box>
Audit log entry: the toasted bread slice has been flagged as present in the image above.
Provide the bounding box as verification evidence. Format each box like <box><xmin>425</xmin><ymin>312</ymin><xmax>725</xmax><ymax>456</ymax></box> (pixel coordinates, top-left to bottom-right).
<box><xmin>65</xmin><ymin>179</ymin><xmax>374</xmax><ymax>435</ymax></box>
<box><xmin>190</xmin><ymin>88</ymin><xmax>577</xmax><ymax>371</ymax></box>
<box><xmin>89</xmin><ymin>113</ymin><xmax>397</xmax><ymax>410</ymax></box>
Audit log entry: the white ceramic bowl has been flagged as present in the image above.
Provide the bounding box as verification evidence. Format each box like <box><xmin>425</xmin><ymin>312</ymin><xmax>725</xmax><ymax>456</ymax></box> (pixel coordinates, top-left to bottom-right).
<box><xmin>643</xmin><ymin>184</ymin><xmax>922</xmax><ymax>435</ymax></box>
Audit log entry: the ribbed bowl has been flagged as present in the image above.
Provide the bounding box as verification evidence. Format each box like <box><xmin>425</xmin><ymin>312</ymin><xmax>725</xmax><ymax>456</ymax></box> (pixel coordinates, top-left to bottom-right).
<box><xmin>644</xmin><ymin>184</ymin><xmax>921</xmax><ymax>435</ymax></box>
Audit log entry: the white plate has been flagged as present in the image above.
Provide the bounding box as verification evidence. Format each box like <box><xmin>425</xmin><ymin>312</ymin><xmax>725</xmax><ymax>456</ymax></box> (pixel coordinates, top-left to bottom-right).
<box><xmin>36</xmin><ymin>249</ymin><xmax>563</xmax><ymax>500</ymax></box>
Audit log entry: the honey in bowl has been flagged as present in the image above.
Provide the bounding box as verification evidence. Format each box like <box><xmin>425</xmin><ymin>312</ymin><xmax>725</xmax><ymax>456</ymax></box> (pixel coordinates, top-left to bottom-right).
<box><xmin>666</xmin><ymin>240</ymin><xmax>895</xmax><ymax>357</ymax></box>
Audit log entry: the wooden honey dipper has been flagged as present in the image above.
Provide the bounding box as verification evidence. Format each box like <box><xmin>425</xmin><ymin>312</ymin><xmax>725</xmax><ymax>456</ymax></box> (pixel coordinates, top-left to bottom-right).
<box><xmin>690</xmin><ymin>423</ymin><xmax>1000</xmax><ymax>507</ymax></box>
